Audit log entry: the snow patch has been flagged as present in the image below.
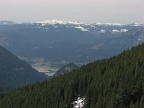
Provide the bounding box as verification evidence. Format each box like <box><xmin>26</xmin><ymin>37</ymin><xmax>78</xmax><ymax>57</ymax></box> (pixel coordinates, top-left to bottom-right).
<box><xmin>99</xmin><ymin>29</ymin><xmax>106</xmax><ymax>33</ymax></box>
<box><xmin>120</xmin><ymin>29</ymin><xmax>128</xmax><ymax>32</ymax></box>
<box><xmin>111</xmin><ymin>29</ymin><xmax>128</xmax><ymax>33</ymax></box>
<box><xmin>75</xmin><ymin>26</ymin><xmax>89</xmax><ymax>32</ymax></box>
<box><xmin>72</xmin><ymin>97</ymin><xmax>85</xmax><ymax>108</ymax></box>
<box><xmin>36</xmin><ymin>20</ymin><xmax>85</xmax><ymax>25</ymax></box>
<box><xmin>90</xmin><ymin>25</ymin><xmax>96</xmax><ymax>28</ymax></box>
<box><xmin>111</xmin><ymin>29</ymin><xmax>120</xmax><ymax>33</ymax></box>
<box><xmin>52</xmin><ymin>25</ymin><xmax>58</xmax><ymax>28</ymax></box>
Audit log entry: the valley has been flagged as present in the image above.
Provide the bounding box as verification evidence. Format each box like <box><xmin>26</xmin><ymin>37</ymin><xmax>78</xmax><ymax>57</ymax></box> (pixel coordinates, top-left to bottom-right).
<box><xmin>18</xmin><ymin>56</ymin><xmax>62</xmax><ymax>76</ymax></box>
<box><xmin>0</xmin><ymin>20</ymin><xmax>144</xmax><ymax>77</ymax></box>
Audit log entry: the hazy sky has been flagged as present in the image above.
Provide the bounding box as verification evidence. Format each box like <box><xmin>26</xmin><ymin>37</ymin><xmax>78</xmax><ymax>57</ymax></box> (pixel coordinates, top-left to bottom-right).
<box><xmin>0</xmin><ymin>0</ymin><xmax>143</xmax><ymax>23</ymax></box>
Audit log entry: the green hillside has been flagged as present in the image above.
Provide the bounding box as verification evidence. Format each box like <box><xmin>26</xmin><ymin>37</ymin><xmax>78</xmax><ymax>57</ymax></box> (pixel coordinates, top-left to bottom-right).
<box><xmin>0</xmin><ymin>44</ymin><xmax>144</xmax><ymax>108</ymax></box>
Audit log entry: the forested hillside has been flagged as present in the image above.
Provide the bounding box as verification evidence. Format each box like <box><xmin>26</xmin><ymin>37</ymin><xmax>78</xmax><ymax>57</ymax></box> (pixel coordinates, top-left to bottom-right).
<box><xmin>0</xmin><ymin>46</ymin><xmax>48</xmax><ymax>88</ymax></box>
<box><xmin>0</xmin><ymin>44</ymin><xmax>144</xmax><ymax>108</ymax></box>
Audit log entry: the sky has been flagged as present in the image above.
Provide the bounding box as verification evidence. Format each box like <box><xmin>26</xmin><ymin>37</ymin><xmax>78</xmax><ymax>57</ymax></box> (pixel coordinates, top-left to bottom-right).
<box><xmin>0</xmin><ymin>0</ymin><xmax>143</xmax><ymax>24</ymax></box>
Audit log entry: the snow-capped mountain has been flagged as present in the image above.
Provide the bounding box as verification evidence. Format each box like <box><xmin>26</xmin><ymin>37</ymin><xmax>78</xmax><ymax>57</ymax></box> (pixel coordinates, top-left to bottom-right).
<box><xmin>36</xmin><ymin>20</ymin><xmax>85</xmax><ymax>25</ymax></box>
<box><xmin>30</xmin><ymin>20</ymin><xmax>138</xmax><ymax>33</ymax></box>
<box><xmin>0</xmin><ymin>20</ymin><xmax>143</xmax><ymax>76</ymax></box>
<box><xmin>31</xmin><ymin>20</ymin><xmax>144</xmax><ymax>33</ymax></box>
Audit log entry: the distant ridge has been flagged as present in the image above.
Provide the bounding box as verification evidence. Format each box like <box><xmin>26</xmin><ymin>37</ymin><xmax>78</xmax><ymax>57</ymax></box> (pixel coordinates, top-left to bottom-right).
<box><xmin>0</xmin><ymin>20</ymin><xmax>143</xmax><ymax>27</ymax></box>
<box><xmin>0</xmin><ymin>21</ymin><xmax>15</xmax><ymax>25</ymax></box>
<box><xmin>34</xmin><ymin>20</ymin><xmax>143</xmax><ymax>26</ymax></box>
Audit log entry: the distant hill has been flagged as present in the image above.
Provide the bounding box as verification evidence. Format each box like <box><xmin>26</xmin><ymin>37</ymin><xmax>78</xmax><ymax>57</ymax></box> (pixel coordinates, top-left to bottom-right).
<box><xmin>54</xmin><ymin>62</ymin><xmax>78</xmax><ymax>76</ymax></box>
<box><xmin>0</xmin><ymin>46</ymin><xmax>48</xmax><ymax>88</ymax></box>
<box><xmin>0</xmin><ymin>44</ymin><xmax>144</xmax><ymax>108</ymax></box>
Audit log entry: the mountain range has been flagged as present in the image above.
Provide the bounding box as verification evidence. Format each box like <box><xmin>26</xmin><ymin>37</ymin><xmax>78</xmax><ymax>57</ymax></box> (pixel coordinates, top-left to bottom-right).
<box><xmin>0</xmin><ymin>20</ymin><xmax>144</xmax><ymax>75</ymax></box>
